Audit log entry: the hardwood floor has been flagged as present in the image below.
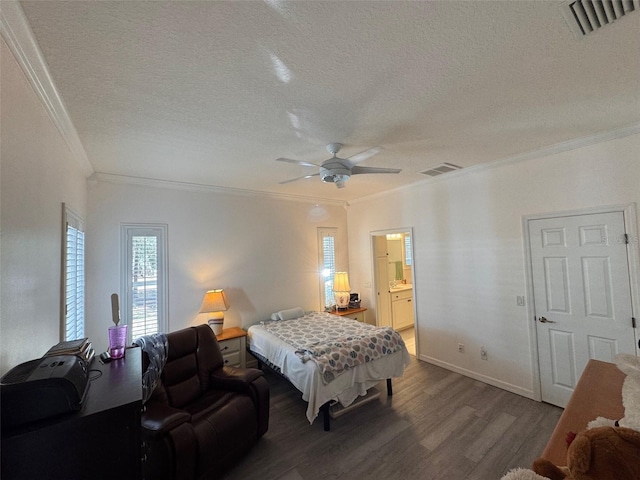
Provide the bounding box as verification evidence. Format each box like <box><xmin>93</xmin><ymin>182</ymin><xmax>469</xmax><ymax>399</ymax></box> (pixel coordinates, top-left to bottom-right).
<box><xmin>399</xmin><ymin>326</ymin><xmax>416</xmax><ymax>355</ymax></box>
<box><xmin>223</xmin><ymin>357</ymin><xmax>562</xmax><ymax>480</ymax></box>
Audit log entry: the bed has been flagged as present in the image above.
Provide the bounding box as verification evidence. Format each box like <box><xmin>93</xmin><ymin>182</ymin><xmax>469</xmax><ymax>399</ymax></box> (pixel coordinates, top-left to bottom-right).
<box><xmin>247</xmin><ymin>309</ymin><xmax>411</xmax><ymax>430</ymax></box>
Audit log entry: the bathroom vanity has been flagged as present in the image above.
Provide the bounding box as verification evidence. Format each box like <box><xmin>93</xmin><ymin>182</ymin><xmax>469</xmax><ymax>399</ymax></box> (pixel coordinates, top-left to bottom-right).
<box><xmin>390</xmin><ymin>285</ymin><xmax>414</xmax><ymax>330</ymax></box>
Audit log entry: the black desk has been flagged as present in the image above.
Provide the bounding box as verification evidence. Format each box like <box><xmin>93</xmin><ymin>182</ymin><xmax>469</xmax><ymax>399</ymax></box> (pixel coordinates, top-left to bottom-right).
<box><xmin>1</xmin><ymin>347</ymin><xmax>142</xmax><ymax>480</ymax></box>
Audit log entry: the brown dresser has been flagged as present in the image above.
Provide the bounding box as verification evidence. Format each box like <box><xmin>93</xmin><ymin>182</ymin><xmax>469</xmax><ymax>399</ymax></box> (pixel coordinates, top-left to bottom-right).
<box><xmin>1</xmin><ymin>347</ymin><xmax>143</xmax><ymax>480</ymax></box>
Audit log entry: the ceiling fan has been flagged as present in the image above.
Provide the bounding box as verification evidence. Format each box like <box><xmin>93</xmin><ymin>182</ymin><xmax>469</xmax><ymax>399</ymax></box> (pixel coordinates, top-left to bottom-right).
<box><xmin>277</xmin><ymin>143</ymin><xmax>401</xmax><ymax>189</ymax></box>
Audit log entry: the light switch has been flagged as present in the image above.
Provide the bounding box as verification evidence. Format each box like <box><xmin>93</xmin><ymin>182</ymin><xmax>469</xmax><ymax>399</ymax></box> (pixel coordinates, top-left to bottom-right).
<box><xmin>516</xmin><ymin>296</ymin><xmax>525</xmax><ymax>306</ymax></box>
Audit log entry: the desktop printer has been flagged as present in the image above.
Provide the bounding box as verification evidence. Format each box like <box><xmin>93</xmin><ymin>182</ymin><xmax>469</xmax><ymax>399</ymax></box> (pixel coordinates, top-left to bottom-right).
<box><xmin>1</xmin><ymin>355</ymin><xmax>89</xmax><ymax>430</ymax></box>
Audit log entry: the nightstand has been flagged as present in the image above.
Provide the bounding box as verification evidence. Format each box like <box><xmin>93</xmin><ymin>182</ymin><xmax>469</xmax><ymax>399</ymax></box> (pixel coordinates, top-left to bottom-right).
<box><xmin>332</xmin><ymin>307</ymin><xmax>367</xmax><ymax>323</ymax></box>
<box><xmin>216</xmin><ymin>327</ymin><xmax>247</xmax><ymax>368</ymax></box>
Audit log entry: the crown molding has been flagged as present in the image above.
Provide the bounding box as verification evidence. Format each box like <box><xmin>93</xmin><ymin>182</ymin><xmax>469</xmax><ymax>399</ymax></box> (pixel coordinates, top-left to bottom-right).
<box><xmin>90</xmin><ymin>173</ymin><xmax>348</xmax><ymax>207</ymax></box>
<box><xmin>348</xmin><ymin>123</ymin><xmax>640</xmax><ymax>206</ymax></box>
<box><xmin>1</xmin><ymin>0</ymin><xmax>93</xmax><ymax>177</ymax></box>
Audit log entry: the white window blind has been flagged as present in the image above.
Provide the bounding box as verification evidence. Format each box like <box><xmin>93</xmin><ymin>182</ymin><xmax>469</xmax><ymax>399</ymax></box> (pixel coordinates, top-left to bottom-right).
<box><xmin>318</xmin><ymin>228</ymin><xmax>337</xmax><ymax>309</ymax></box>
<box><xmin>63</xmin><ymin>205</ymin><xmax>85</xmax><ymax>341</ymax></box>
<box><xmin>404</xmin><ymin>234</ymin><xmax>412</xmax><ymax>266</ymax></box>
<box><xmin>122</xmin><ymin>225</ymin><xmax>168</xmax><ymax>341</ymax></box>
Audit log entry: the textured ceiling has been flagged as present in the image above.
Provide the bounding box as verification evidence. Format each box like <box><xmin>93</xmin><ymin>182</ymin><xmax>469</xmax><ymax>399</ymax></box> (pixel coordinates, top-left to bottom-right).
<box><xmin>18</xmin><ymin>0</ymin><xmax>640</xmax><ymax>202</ymax></box>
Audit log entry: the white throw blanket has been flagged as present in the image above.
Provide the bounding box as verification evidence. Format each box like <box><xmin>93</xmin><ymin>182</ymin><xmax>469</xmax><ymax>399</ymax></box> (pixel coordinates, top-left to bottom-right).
<box><xmin>501</xmin><ymin>468</ymin><xmax>549</xmax><ymax>480</ymax></box>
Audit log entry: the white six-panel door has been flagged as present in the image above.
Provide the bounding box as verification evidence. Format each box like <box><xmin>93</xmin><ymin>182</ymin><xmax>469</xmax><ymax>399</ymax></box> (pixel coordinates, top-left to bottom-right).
<box><xmin>529</xmin><ymin>211</ymin><xmax>635</xmax><ymax>407</ymax></box>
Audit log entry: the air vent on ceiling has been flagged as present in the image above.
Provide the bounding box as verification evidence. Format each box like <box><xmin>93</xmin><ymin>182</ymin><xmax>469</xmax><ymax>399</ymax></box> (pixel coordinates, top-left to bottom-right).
<box><xmin>561</xmin><ymin>0</ymin><xmax>639</xmax><ymax>37</ymax></box>
<box><xmin>420</xmin><ymin>163</ymin><xmax>462</xmax><ymax>177</ymax></box>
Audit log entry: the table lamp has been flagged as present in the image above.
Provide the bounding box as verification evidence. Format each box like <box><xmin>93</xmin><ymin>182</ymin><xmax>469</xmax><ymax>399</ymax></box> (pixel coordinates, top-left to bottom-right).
<box><xmin>333</xmin><ymin>272</ymin><xmax>351</xmax><ymax>311</ymax></box>
<box><xmin>199</xmin><ymin>289</ymin><xmax>229</xmax><ymax>335</ymax></box>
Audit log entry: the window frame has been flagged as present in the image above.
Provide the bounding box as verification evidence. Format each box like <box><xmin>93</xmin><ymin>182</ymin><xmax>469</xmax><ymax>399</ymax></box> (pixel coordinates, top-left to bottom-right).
<box><xmin>61</xmin><ymin>204</ymin><xmax>85</xmax><ymax>341</ymax></box>
<box><xmin>318</xmin><ymin>227</ymin><xmax>337</xmax><ymax>310</ymax></box>
<box><xmin>120</xmin><ymin>224</ymin><xmax>168</xmax><ymax>342</ymax></box>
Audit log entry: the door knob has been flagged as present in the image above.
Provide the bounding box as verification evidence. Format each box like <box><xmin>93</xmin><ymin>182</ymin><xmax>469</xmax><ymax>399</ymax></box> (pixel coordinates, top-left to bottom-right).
<box><xmin>538</xmin><ymin>316</ymin><xmax>556</xmax><ymax>323</ymax></box>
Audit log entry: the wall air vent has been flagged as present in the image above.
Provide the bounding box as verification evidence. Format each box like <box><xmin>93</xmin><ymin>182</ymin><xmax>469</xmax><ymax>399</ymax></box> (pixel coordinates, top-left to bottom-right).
<box><xmin>420</xmin><ymin>163</ymin><xmax>462</xmax><ymax>177</ymax></box>
<box><xmin>561</xmin><ymin>0</ymin><xmax>639</xmax><ymax>37</ymax></box>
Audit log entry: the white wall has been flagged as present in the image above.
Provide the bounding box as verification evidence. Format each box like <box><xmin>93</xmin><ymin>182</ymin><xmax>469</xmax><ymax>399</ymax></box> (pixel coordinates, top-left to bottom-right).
<box><xmin>347</xmin><ymin>133</ymin><xmax>640</xmax><ymax>398</ymax></box>
<box><xmin>0</xmin><ymin>38</ymin><xmax>88</xmax><ymax>375</ymax></box>
<box><xmin>86</xmin><ymin>181</ymin><xmax>348</xmax><ymax>351</ymax></box>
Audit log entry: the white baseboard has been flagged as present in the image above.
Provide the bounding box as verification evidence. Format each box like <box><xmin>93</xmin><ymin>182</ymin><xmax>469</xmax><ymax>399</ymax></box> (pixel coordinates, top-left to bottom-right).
<box><xmin>418</xmin><ymin>354</ymin><xmax>536</xmax><ymax>400</ymax></box>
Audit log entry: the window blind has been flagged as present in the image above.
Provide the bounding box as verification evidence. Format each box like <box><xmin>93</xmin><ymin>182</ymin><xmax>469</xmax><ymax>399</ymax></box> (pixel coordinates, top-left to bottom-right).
<box><xmin>64</xmin><ymin>207</ymin><xmax>85</xmax><ymax>341</ymax></box>
<box><xmin>122</xmin><ymin>225</ymin><xmax>168</xmax><ymax>342</ymax></box>
<box><xmin>404</xmin><ymin>235</ymin><xmax>412</xmax><ymax>266</ymax></box>
<box><xmin>130</xmin><ymin>235</ymin><xmax>159</xmax><ymax>339</ymax></box>
<box><xmin>318</xmin><ymin>228</ymin><xmax>337</xmax><ymax>309</ymax></box>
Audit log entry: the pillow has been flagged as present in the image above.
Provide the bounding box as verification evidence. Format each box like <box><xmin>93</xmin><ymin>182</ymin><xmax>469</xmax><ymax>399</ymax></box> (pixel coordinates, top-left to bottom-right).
<box><xmin>275</xmin><ymin>307</ymin><xmax>305</xmax><ymax>321</ymax></box>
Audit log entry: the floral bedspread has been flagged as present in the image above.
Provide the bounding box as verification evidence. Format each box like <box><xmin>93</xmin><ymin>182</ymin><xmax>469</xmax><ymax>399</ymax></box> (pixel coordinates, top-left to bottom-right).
<box><xmin>262</xmin><ymin>311</ymin><xmax>406</xmax><ymax>383</ymax></box>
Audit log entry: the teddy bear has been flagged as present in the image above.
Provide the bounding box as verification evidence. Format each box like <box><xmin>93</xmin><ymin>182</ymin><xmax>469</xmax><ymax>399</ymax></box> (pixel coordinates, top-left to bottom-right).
<box><xmin>501</xmin><ymin>426</ymin><xmax>640</xmax><ymax>480</ymax></box>
<box><xmin>530</xmin><ymin>425</ymin><xmax>640</xmax><ymax>480</ymax></box>
<box><xmin>501</xmin><ymin>354</ymin><xmax>640</xmax><ymax>480</ymax></box>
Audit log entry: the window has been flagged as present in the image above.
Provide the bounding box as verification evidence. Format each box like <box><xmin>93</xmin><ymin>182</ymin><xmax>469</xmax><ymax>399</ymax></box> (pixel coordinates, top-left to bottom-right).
<box><xmin>121</xmin><ymin>225</ymin><xmax>168</xmax><ymax>341</ymax></box>
<box><xmin>318</xmin><ymin>228</ymin><xmax>337</xmax><ymax>309</ymax></box>
<box><xmin>404</xmin><ymin>234</ymin><xmax>412</xmax><ymax>266</ymax></box>
<box><xmin>62</xmin><ymin>205</ymin><xmax>85</xmax><ymax>341</ymax></box>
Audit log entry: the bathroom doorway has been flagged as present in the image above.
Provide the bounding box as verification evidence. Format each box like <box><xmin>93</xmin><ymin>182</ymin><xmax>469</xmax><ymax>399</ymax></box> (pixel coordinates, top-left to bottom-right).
<box><xmin>371</xmin><ymin>228</ymin><xmax>417</xmax><ymax>356</ymax></box>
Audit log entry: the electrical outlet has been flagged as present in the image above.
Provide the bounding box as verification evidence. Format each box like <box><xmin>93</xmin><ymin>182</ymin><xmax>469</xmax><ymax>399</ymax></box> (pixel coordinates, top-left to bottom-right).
<box><xmin>458</xmin><ymin>343</ymin><xmax>465</xmax><ymax>353</ymax></box>
<box><xmin>480</xmin><ymin>346</ymin><xmax>488</xmax><ymax>360</ymax></box>
<box><xmin>516</xmin><ymin>296</ymin><xmax>525</xmax><ymax>306</ymax></box>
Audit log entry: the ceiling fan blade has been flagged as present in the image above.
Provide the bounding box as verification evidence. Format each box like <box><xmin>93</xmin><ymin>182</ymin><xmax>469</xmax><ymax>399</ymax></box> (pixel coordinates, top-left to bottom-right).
<box><xmin>346</xmin><ymin>146</ymin><xmax>384</xmax><ymax>165</ymax></box>
<box><xmin>279</xmin><ymin>173</ymin><xmax>320</xmax><ymax>185</ymax></box>
<box><xmin>351</xmin><ymin>166</ymin><xmax>401</xmax><ymax>175</ymax></box>
<box><xmin>276</xmin><ymin>157</ymin><xmax>320</xmax><ymax>168</ymax></box>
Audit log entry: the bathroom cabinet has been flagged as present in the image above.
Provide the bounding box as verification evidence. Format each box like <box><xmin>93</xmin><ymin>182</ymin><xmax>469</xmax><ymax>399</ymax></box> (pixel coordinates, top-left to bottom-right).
<box><xmin>391</xmin><ymin>288</ymin><xmax>414</xmax><ymax>330</ymax></box>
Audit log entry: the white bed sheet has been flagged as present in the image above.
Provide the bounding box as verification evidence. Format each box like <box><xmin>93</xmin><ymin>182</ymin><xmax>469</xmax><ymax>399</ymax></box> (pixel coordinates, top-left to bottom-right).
<box><xmin>247</xmin><ymin>320</ymin><xmax>411</xmax><ymax>424</ymax></box>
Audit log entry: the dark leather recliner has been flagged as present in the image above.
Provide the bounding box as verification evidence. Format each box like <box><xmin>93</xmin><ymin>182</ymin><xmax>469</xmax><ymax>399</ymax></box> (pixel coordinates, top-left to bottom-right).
<box><xmin>140</xmin><ymin>325</ymin><xmax>269</xmax><ymax>480</ymax></box>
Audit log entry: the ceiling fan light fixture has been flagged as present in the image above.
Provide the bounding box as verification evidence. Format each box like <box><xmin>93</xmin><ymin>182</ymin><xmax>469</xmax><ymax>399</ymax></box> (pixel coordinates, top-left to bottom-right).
<box><xmin>320</xmin><ymin>171</ymin><xmax>350</xmax><ymax>184</ymax></box>
<box><xmin>320</xmin><ymin>163</ymin><xmax>351</xmax><ymax>186</ymax></box>
<box><xmin>277</xmin><ymin>143</ymin><xmax>395</xmax><ymax>188</ymax></box>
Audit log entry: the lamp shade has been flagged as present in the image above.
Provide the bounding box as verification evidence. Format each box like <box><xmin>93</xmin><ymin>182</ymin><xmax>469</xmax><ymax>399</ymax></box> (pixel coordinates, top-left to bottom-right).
<box><xmin>199</xmin><ymin>289</ymin><xmax>229</xmax><ymax>314</ymax></box>
<box><xmin>333</xmin><ymin>272</ymin><xmax>351</xmax><ymax>310</ymax></box>
<box><xmin>333</xmin><ymin>272</ymin><xmax>351</xmax><ymax>292</ymax></box>
<box><xmin>200</xmin><ymin>289</ymin><xmax>229</xmax><ymax>335</ymax></box>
